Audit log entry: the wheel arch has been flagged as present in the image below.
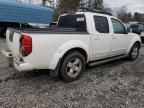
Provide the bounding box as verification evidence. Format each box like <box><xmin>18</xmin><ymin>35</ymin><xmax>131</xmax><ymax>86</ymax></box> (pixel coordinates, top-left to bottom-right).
<box><xmin>61</xmin><ymin>47</ymin><xmax>88</xmax><ymax>63</ymax></box>
<box><xmin>127</xmin><ymin>37</ymin><xmax>141</xmax><ymax>54</ymax></box>
<box><xmin>49</xmin><ymin>40</ymin><xmax>89</xmax><ymax>70</ymax></box>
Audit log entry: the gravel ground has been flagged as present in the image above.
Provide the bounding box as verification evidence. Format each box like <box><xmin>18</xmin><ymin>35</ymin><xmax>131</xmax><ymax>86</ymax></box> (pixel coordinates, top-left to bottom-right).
<box><xmin>0</xmin><ymin>37</ymin><xmax>144</xmax><ymax>108</ymax></box>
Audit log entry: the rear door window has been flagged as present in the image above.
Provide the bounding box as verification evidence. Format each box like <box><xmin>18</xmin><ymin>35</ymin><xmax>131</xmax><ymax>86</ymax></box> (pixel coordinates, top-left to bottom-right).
<box><xmin>94</xmin><ymin>16</ymin><xmax>109</xmax><ymax>33</ymax></box>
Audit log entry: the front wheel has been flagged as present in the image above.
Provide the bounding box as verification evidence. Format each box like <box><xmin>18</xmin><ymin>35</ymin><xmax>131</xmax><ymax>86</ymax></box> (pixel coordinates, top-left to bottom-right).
<box><xmin>141</xmin><ymin>37</ymin><xmax>144</xmax><ymax>43</ymax></box>
<box><xmin>59</xmin><ymin>51</ymin><xmax>86</xmax><ymax>82</ymax></box>
<box><xmin>128</xmin><ymin>43</ymin><xmax>140</xmax><ymax>61</ymax></box>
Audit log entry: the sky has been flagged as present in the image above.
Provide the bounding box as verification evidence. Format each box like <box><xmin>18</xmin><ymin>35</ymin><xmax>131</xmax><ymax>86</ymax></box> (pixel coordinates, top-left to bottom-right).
<box><xmin>5</xmin><ymin>0</ymin><xmax>144</xmax><ymax>13</ymax></box>
<box><xmin>104</xmin><ymin>0</ymin><xmax>144</xmax><ymax>13</ymax></box>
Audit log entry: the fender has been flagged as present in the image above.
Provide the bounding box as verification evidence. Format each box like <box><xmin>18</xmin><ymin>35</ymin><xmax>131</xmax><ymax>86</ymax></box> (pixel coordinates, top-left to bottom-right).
<box><xmin>49</xmin><ymin>40</ymin><xmax>89</xmax><ymax>70</ymax></box>
<box><xmin>126</xmin><ymin>35</ymin><xmax>141</xmax><ymax>54</ymax></box>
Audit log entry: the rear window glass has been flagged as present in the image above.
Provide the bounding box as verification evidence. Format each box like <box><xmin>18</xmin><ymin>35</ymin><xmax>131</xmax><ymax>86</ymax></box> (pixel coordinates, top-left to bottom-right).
<box><xmin>58</xmin><ymin>14</ymin><xmax>87</xmax><ymax>31</ymax></box>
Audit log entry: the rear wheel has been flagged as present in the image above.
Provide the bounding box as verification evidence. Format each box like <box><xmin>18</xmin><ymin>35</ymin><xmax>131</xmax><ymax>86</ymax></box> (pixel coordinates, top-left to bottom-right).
<box><xmin>128</xmin><ymin>43</ymin><xmax>140</xmax><ymax>61</ymax></box>
<box><xmin>59</xmin><ymin>51</ymin><xmax>86</xmax><ymax>82</ymax></box>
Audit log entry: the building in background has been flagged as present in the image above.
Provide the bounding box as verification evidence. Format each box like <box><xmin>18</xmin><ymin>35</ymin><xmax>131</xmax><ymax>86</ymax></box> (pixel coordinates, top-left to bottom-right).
<box><xmin>17</xmin><ymin>0</ymin><xmax>42</xmax><ymax>5</ymax></box>
<box><xmin>17</xmin><ymin>0</ymin><xmax>55</xmax><ymax>7</ymax></box>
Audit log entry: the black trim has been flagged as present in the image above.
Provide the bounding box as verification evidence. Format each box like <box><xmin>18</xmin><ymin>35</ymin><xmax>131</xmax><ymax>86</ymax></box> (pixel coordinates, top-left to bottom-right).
<box><xmin>9</xmin><ymin>27</ymin><xmax>89</xmax><ymax>34</ymax></box>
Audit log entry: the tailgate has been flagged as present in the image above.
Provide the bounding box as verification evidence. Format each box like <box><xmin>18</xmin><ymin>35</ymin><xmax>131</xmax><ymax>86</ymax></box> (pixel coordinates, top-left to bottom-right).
<box><xmin>6</xmin><ymin>28</ymin><xmax>22</xmax><ymax>60</ymax></box>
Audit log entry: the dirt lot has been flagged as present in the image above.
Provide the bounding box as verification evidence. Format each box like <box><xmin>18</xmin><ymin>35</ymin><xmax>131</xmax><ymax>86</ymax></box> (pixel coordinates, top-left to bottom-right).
<box><xmin>0</xmin><ymin>37</ymin><xmax>144</xmax><ymax>108</ymax></box>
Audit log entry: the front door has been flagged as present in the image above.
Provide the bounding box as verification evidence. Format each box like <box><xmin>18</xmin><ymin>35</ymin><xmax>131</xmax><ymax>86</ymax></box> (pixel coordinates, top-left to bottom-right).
<box><xmin>110</xmin><ymin>18</ymin><xmax>130</xmax><ymax>56</ymax></box>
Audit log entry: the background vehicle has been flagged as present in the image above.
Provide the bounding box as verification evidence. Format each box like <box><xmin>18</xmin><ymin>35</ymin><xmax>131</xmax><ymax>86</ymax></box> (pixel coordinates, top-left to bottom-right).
<box><xmin>130</xmin><ymin>24</ymin><xmax>144</xmax><ymax>35</ymax></box>
<box><xmin>0</xmin><ymin>0</ymin><xmax>53</xmax><ymax>37</ymax></box>
<box><xmin>2</xmin><ymin>11</ymin><xmax>141</xmax><ymax>82</ymax></box>
<box><xmin>130</xmin><ymin>24</ymin><xmax>144</xmax><ymax>43</ymax></box>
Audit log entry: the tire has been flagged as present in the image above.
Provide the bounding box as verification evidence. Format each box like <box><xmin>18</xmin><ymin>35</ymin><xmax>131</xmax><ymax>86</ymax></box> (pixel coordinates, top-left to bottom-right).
<box><xmin>141</xmin><ymin>37</ymin><xmax>144</xmax><ymax>43</ymax></box>
<box><xmin>128</xmin><ymin>43</ymin><xmax>140</xmax><ymax>61</ymax></box>
<box><xmin>59</xmin><ymin>51</ymin><xmax>86</xmax><ymax>82</ymax></box>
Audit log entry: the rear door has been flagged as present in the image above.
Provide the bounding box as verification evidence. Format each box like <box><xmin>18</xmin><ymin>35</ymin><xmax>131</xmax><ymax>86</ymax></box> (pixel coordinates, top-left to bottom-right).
<box><xmin>110</xmin><ymin>18</ymin><xmax>130</xmax><ymax>56</ymax></box>
<box><xmin>92</xmin><ymin>15</ymin><xmax>112</xmax><ymax>60</ymax></box>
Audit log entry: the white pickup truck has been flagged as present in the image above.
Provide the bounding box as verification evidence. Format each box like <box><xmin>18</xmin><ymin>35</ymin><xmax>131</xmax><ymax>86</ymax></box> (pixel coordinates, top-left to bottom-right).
<box><xmin>2</xmin><ymin>12</ymin><xmax>141</xmax><ymax>82</ymax></box>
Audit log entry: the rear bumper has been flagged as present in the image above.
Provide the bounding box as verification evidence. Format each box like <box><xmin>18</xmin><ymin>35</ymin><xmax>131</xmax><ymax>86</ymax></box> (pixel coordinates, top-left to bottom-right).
<box><xmin>14</xmin><ymin>59</ymin><xmax>33</xmax><ymax>72</ymax></box>
<box><xmin>2</xmin><ymin>49</ymin><xmax>33</xmax><ymax>72</ymax></box>
<box><xmin>2</xmin><ymin>49</ymin><xmax>13</xmax><ymax>58</ymax></box>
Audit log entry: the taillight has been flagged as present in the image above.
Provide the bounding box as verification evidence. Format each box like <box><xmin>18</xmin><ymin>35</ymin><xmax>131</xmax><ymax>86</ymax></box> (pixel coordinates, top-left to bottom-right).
<box><xmin>20</xmin><ymin>34</ymin><xmax>32</xmax><ymax>57</ymax></box>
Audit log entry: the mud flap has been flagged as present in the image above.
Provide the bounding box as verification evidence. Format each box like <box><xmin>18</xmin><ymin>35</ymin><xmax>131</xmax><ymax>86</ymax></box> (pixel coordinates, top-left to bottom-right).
<box><xmin>50</xmin><ymin>58</ymin><xmax>61</xmax><ymax>78</ymax></box>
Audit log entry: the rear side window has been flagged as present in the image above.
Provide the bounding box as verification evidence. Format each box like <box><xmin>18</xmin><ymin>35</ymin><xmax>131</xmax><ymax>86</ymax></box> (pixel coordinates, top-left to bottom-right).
<box><xmin>94</xmin><ymin>16</ymin><xmax>109</xmax><ymax>33</ymax></box>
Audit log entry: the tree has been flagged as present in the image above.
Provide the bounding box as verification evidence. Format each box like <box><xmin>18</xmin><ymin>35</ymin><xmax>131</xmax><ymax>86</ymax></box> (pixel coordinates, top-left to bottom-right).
<box><xmin>116</xmin><ymin>6</ymin><xmax>132</xmax><ymax>22</ymax></box>
<box><xmin>127</xmin><ymin>12</ymin><xmax>133</xmax><ymax>21</ymax></box>
<box><xmin>42</xmin><ymin>0</ymin><xmax>55</xmax><ymax>6</ymax></box>
<box><xmin>93</xmin><ymin>0</ymin><xmax>103</xmax><ymax>9</ymax></box>
<box><xmin>80</xmin><ymin>0</ymin><xmax>103</xmax><ymax>9</ymax></box>
<box><xmin>53</xmin><ymin>0</ymin><xmax>81</xmax><ymax>21</ymax></box>
<box><xmin>53</xmin><ymin>0</ymin><xmax>104</xmax><ymax>21</ymax></box>
<box><xmin>133</xmin><ymin>12</ymin><xmax>144</xmax><ymax>22</ymax></box>
<box><xmin>59</xmin><ymin>0</ymin><xmax>81</xmax><ymax>11</ymax></box>
<box><xmin>42</xmin><ymin>0</ymin><xmax>47</xmax><ymax>6</ymax></box>
<box><xmin>103</xmin><ymin>7</ymin><xmax>112</xmax><ymax>13</ymax></box>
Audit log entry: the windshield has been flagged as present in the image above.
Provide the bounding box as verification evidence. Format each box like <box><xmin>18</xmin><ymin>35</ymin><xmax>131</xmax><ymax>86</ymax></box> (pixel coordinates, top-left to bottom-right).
<box><xmin>58</xmin><ymin>14</ymin><xmax>87</xmax><ymax>31</ymax></box>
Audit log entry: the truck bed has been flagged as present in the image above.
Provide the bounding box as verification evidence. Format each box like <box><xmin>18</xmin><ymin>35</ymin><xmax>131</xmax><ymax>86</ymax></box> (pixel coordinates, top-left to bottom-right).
<box><xmin>10</xmin><ymin>27</ymin><xmax>89</xmax><ymax>34</ymax></box>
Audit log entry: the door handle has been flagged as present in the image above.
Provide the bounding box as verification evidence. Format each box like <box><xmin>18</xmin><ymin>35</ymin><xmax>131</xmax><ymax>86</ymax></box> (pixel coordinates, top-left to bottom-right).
<box><xmin>112</xmin><ymin>37</ymin><xmax>117</xmax><ymax>39</ymax></box>
<box><xmin>94</xmin><ymin>38</ymin><xmax>100</xmax><ymax>40</ymax></box>
<box><xmin>94</xmin><ymin>37</ymin><xmax>100</xmax><ymax>40</ymax></box>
